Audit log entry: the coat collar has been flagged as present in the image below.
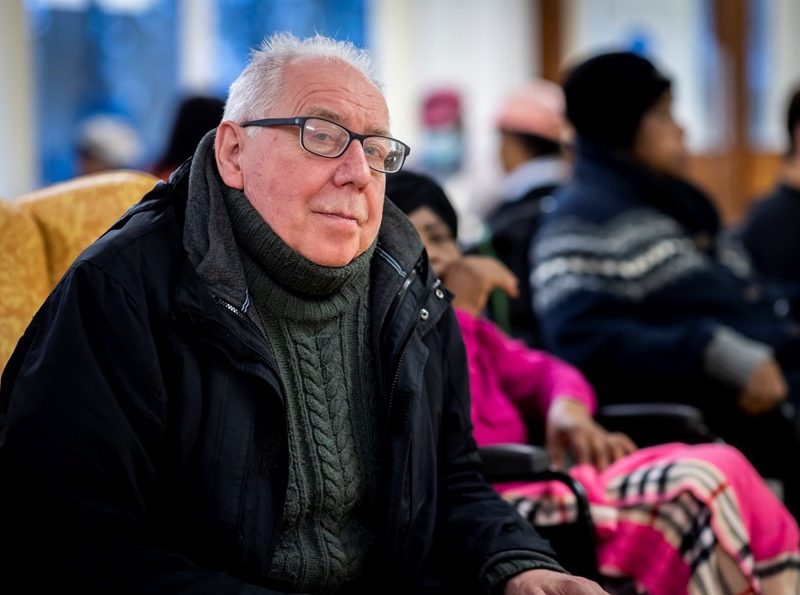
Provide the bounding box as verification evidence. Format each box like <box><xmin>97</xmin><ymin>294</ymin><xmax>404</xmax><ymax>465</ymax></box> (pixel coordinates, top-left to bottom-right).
<box><xmin>573</xmin><ymin>139</ymin><xmax>721</xmax><ymax>238</ymax></box>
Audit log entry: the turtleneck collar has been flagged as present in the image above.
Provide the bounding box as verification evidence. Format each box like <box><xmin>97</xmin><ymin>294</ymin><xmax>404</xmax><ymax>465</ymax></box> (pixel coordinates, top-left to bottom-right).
<box><xmin>224</xmin><ymin>186</ymin><xmax>375</xmax><ymax>300</ymax></box>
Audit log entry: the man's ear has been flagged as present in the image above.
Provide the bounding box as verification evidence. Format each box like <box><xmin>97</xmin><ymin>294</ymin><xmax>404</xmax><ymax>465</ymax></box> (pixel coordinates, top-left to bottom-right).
<box><xmin>215</xmin><ymin>121</ymin><xmax>246</xmax><ymax>189</ymax></box>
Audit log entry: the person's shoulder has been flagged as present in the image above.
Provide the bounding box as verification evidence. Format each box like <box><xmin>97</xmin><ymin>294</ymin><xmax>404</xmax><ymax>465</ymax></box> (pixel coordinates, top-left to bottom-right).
<box><xmin>69</xmin><ymin>181</ymin><xmax>186</xmax><ymax>290</ymax></box>
<box><xmin>536</xmin><ymin>189</ymin><xmax>675</xmax><ymax>259</ymax></box>
<box><xmin>488</xmin><ymin>195</ymin><xmax>543</xmax><ymax>231</ymax></box>
<box><xmin>543</xmin><ymin>179</ymin><xmax>622</xmax><ymax>227</ymax></box>
<box><xmin>741</xmin><ymin>186</ymin><xmax>798</xmax><ymax>248</ymax></box>
<box><xmin>748</xmin><ymin>184</ymin><xmax>800</xmax><ymax>221</ymax></box>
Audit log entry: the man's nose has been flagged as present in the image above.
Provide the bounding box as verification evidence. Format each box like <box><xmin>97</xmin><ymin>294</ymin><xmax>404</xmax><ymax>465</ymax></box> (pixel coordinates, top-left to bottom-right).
<box><xmin>334</xmin><ymin>139</ymin><xmax>373</xmax><ymax>184</ymax></box>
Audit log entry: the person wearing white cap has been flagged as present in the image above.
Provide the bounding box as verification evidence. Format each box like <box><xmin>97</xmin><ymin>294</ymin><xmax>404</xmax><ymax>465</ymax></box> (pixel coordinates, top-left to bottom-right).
<box><xmin>76</xmin><ymin>114</ymin><xmax>143</xmax><ymax>175</ymax></box>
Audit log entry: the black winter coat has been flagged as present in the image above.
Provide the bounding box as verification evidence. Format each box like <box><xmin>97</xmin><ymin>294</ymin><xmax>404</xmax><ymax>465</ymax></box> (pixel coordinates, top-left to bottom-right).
<box><xmin>740</xmin><ymin>183</ymin><xmax>800</xmax><ymax>305</ymax></box>
<box><xmin>0</xmin><ymin>164</ymin><xmax>556</xmax><ymax>594</ymax></box>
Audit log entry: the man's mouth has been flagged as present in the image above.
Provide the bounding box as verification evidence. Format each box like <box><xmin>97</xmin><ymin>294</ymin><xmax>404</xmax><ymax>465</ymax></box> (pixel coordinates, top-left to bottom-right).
<box><xmin>316</xmin><ymin>210</ymin><xmax>361</xmax><ymax>224</ymax></box>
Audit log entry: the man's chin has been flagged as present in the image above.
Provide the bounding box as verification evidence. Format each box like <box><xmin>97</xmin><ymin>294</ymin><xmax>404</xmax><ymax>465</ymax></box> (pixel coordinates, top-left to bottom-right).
<box><xmin>300</xmin><ymin>243</ymin><xmax>361</xmax><ymax>268</ymax></box>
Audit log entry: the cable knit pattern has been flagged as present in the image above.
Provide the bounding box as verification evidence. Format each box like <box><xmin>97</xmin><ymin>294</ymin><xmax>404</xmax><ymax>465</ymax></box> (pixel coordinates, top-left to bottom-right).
<box><xmin>263</xmin><ymin>298</ymin><xmax>377</xmax><ymax>592</ymax></box>
<box><xmin>304</xmin><ymin>326</ymin><xmax>351</xmax><ymax>574</ymax></box>
<box><xmin>223</xmin><ymin>186</ymin><xmax>379</xmax><ymax>593</ymax></box>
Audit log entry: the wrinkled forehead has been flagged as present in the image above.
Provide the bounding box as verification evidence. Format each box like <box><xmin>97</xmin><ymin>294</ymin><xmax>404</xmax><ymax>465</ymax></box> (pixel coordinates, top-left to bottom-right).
<box><xmin>276</xmin><ymin>57</ymin><xmax>390</xmax><ymax>130</ymax></box>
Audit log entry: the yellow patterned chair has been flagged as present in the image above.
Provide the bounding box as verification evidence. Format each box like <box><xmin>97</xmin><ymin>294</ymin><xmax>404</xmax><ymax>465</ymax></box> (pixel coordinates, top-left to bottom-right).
<box><xmin>0</xmin><ymin>170</ymin><xmax>158</xmax><ymax>376</ymax></box>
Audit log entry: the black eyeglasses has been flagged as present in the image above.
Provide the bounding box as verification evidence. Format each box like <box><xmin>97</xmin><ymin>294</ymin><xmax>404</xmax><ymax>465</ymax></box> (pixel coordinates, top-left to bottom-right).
<box><xmin>241</xmin><ymin>116</ymin><xmax>411</xmax><ymax>174</ymax></box>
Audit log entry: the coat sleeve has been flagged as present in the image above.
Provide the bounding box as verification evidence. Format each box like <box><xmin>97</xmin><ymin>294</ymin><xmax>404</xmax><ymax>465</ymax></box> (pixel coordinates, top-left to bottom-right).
<box><xmin>434</xmin><ymin>307</ymin><xmax>565</xmax><ymax>591</ymax></box>
<box><xmin>537</xmin><ymin>288</ymin><xmax>718</xmax><ymax>384</ymax></box>
<box><xmin>531</xmin><ymin>214</ymin><xmax>725</xmax><ymax>387</ymax></box>
<box><xmin>0</xmin><ymin>262</ymin><xmax>285</xmax><ymax>595</ymax></box>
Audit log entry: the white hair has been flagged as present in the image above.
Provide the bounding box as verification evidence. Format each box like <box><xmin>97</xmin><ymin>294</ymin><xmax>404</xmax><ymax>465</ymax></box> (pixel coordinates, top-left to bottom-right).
<box><xmin>223</xmin><ymin>32</ymin><xmax>383</xmax><ymax>128</ymax></box>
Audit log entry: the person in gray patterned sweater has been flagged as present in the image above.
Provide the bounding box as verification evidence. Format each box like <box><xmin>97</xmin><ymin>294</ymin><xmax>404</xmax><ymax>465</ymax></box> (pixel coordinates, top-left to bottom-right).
<box><xmin>533</xmin><ymin>51</ymin><xmax>800</xmax><ymax>520</ymax></box>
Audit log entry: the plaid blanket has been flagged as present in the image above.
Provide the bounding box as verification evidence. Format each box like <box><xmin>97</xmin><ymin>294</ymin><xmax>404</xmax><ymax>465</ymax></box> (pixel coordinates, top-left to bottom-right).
<box><xmin>500</xmin><ymin>443</ymin><xmax>800</xmax><ymax>594</ymax></box>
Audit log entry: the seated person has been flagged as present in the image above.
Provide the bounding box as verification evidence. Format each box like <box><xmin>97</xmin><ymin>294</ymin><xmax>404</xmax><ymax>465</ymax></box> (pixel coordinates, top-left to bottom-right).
<box><xmin>740</xmin><ymin>86</ymin><xmax>800</xmax><ymax>297</ymax></box>
<box><xmin>483</xmin><ymin>79</ymin><xmax>571</xmax><ymax>346</ymax></box>
<box><xmin>387</xmin><ymin>170</ymin><xmax>800</xmax><ymax>595</ymax></box>
<box><xmin>151</xmin><ymin>95</ymin><xmax>225</xmax><ymax>180</ymax></box>
<box><xmin>531</xmin><ymin>51</ymin><xmax>800</xmax><ymax>519</ymax></box>
<box><xmin>75</xmin><ymin>113</ymin><xmax>143</xmax><ymax>175</ymax></box>
<box><xmin>0</xmin><ymin>33</ymin><xmax>604</xmax><ymax>595</ymax></box>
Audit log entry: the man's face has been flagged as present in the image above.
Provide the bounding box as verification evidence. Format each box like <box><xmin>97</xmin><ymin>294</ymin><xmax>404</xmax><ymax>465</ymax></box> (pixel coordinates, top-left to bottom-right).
<box><xmin>230</xmin><ymin>58</ymin><xmax>389</xmax><ymax>267</ymax></box>
<box><xmin>632</xmin><ymin>91</ymin><xmax>688</xmax><ymax>178</ymax></box>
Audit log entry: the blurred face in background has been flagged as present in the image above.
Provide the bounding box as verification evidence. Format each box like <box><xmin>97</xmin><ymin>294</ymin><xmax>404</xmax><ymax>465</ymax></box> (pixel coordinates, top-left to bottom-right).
<box><xmin>632</xmin><ymin>91</ymin><xmax>688</xmax><ymax>178</ymax></box>
<box><xmin>499</xmin><ymin>131</ymin><xmax>528</xmax><ymax>173</ymax></box>
<box><xmin>406</xmin><ymin>206</ymin><xmax>460</xmax><ymax>277</ymax></box>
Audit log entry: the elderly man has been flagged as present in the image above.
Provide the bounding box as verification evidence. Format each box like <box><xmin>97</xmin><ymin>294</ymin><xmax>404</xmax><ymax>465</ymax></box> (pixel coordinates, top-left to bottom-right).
<box><xmin>0</xmin><ymin>34</ymin><xmax>604</xmax><ymax>594</ymax></box>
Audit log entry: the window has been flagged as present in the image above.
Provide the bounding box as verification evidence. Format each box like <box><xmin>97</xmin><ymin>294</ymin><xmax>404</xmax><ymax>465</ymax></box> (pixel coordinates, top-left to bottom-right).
<box><xmin>26</xmin><ymin>0</ymin><xmax>365</xmax><ymax>185</ymax></box>
<box><xmin>27</xmin><ymin>0</ymin><xmax>178</xmax><ymax>183</ymax></box>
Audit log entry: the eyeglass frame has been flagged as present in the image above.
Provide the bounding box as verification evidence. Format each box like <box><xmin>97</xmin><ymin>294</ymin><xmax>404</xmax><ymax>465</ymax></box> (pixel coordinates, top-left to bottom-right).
<box><xmin>240</xmin><ymin>116</ymin><xmax>411</xmax><ymax>174</ymax></box>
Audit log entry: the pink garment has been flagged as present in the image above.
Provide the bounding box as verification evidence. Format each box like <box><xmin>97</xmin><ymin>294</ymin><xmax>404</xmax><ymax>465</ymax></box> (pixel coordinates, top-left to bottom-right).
<box><xmin>504</xmin><ymin>445</ymin><xmax>800</xmax><ymax>594</ymax></box>
<box><xmin>456</xmin><ymin>309</ymin><xmax>595</xmax><ymax>446</ymax></box>
<box><xmin>456</xmin><ymin>308</ymin><xmax>800</xmax><ymax>594</ymax></box>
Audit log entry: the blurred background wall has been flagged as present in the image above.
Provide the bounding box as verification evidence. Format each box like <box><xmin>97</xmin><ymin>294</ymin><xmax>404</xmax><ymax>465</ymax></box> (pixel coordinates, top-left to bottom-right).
<box><xmin>1</xmin><ymin>0</ymin><xmax>799</xmax><ymax>223</ymax></box>
<box><xmin>1</xmin><ymin>3</ymin><xmax>36</xmax><ymax>198</ymax></box>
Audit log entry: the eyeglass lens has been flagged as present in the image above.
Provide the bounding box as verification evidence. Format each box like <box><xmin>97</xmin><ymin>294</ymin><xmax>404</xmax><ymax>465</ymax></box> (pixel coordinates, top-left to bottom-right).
<box><xmin>302</xmin><ymin>118</ymin><xmax>406</xmax><ymax>173</ymax></box>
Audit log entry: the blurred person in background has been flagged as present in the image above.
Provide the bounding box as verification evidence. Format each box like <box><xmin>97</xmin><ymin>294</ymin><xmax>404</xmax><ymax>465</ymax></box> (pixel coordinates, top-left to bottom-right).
<box><xmin>152</xmin><ymin>95</ymin><xmax>225</xmax><ymax>180</ymax></box>
<box><xmin>740</xmin><ymin>86</ymin><xmax>800</xmax><ymax>299</ymax></box>
<box><xmin>482</xmin><ymin>80</ymin><xmax>571</xmax><ymax>346</ymax></box>
<box><xmin>388</xmin><ymin>169</ymin><xmax>800</xmax><ymax>595</ymax></box>
<box><xmin>75</xmin><ymin>113</ymin><xmax>143</xmax><ymax>175</ymax></box>
<box><xmin>532</xmin><ymin>51</ymin><xmax>800</xmax><ymax>521</ymax></box>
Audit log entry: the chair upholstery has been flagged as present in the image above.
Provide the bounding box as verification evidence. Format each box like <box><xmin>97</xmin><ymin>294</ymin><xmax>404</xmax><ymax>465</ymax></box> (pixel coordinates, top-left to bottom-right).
<box><xmin>0</xmin><ymin>170</ymin><xmax>158</xmax><ymax>375</ymax></box>
<box><xmin>17</xmin><ymin>170</ymin><xmax>158</xmax><ymax>286</ymax></box>
<box><xmin>0</xmin><ymin>199</ymin><xmax>50</xmax><ymax>374</ymax></box>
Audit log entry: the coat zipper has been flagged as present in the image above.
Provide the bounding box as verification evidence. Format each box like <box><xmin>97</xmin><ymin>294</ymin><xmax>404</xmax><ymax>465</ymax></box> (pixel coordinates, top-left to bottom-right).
<box><xmin>214</xmin><ymin>295</ymin><xmax>261</xmax><ymax>350</ymax></box>
<box><xmin>379</xmin><ymin>247</ymin><xmax>442</xmax><ymax>432</ymax></box>
<box><xmin>376</xmin><ymin>246</ymin><xmax>416</xmax><ymax>424</ymax></box>
<box><xmin>386</xmin><ymin>272</ymin><xmax>418</xmax><ymax>429</ymax></box>
<box><xmin>212</xmin><ymin>294</ymin><xmax>289</xmax><ymax>560</ymax></box>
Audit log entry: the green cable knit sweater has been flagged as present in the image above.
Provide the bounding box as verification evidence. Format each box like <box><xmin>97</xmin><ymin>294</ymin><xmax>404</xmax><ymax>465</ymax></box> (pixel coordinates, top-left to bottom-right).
<box><xmin>225</xmin><ymin>190</ymin><xmax>380</xmax><ymax>594</ymax></box>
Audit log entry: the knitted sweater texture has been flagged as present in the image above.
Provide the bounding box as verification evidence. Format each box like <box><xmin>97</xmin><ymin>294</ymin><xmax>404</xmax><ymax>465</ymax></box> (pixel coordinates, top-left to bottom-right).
<box><xmin>226</xmin><ymin>191</ymin><xmax>379</xmax><ymax>593</ymax></box>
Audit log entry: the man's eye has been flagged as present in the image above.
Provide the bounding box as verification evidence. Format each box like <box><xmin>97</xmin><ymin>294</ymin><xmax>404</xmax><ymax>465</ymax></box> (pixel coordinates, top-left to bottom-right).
<box><xmin>310</xmin><ymin>132</ymin><xmax>335</xmax><ymax>143</ymax></box>
<box><xmin>364</xmin><ymin>143</ymin><xmax>387</xmax><ymax>159</ymax></box>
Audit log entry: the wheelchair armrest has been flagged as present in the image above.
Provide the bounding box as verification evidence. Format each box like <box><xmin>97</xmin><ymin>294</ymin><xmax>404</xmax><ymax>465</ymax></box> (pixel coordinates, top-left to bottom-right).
<box><xmin>596</xmin><ymin>402</ymin><xmax>719</xmax><ymax>447</ymax></box>
<box><xmin>478</xmin><ymin>443</ymin><xmax>550</xmax><ymax>483</ymax></box>
<box><xmin>478</xmin><ymin>443</ymin><xmax>599</xmax><ymax>579</ymax></box>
